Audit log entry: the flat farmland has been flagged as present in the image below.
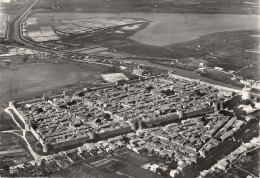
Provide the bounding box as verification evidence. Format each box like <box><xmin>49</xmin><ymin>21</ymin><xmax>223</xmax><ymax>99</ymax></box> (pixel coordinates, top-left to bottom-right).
<box><xmin>0</xmin><ymin>0</ymin><xmax>32</xmax><ymax>38</ymax></box>
<box><xmin>0</xmin><ymin>14</ymin><xmax>9</xmax><ymax>37</ymax></box>
<box><xmin>79</xmin><ymin>47</ymin><xmax>108</xmax><ymax>54</ymax></box>
<box><xmin>0</xmin><ymin>62</ymin><xmax>112</xmax><ymax>104</ymax></box>
<box><xmin>0</xmin><ymin>133</ymin><xmax>33</xmax><ymax>171</ymax></box>
<box><xmin>0</xmin><ymin>112</ymin><xmax>19</xmax><ymax>131</ymax></box>
<box><xmin>45</xmin><ymin>13</ymin><xmax>146</xmax><ymax>40</ymax></box>
<box><xmin>51</xmin><ymin>162</ymin><xmax>109</xmax><ymax>178</ymax></box>
<box><xmin>0</xmin><ymin>0</ymin><xmax>32</xmax><ymax>16</ymax></box>
<box><xmin>236</xmin><ymin>64</ymin><xmax>260</xmax><ymax>80</ymax></box>
<box><xmin>24</xmin><ymin>14</ymin><xmax>61</xmax><ymax>42</ymax></box>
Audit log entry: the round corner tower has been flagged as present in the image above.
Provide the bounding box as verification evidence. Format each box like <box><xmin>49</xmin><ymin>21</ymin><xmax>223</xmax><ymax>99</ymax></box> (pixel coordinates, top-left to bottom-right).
<box><xmin>242</xmin><ymin>87</ymin><xmax>251</xmax><ymax>100</ymax></box>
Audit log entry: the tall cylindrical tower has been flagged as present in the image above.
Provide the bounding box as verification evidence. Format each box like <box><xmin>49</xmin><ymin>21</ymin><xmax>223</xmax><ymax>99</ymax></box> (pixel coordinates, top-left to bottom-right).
<box><xmin>177</xmin><ymin>110</ymin><xmax>184</xmax><ymax>119</ymax></box>
<box><xmin>242</xmin><ymin>87</ymin><xmax>251</xmax><ymax>100</ymax></box>
<box><xmin>138</xmin><ymin>120</ymin><xmax>143</xmax><ymax>130</ymax></box>
<box><xmin>9</xmin><ymin>101</ymin><xmax>15</xmax><ymax>108</ymax></box>
<box><xmin>89</xmin><ymin>131</ymin><xmax>96</xmax><ymax>140</ymax></box>
<box><xmin>25</xmin><ymin>121</ymin><xmax>31</xmax><ymax>131</ymax></box>
<box><xmin>213</xmin><ymin>101</ymin><xmax>219</xmax><ymax>112</ymax></box>
<box><xmin>219</xmin><ymin>101</ymin><xmax>224</xmax><ymax>110</ymax></box>
<box><xmin>42</xmin><ymin>142</ymin><xmax>49</xmax><ymax>153</ymax></box>
<box><xmin>130</xmin><ymin>121</ymin><xmax>137</xmax><ymax>131</ymax></box>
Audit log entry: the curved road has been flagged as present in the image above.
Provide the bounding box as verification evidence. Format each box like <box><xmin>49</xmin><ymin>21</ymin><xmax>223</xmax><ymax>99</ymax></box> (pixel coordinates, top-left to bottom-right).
<box><xmin>10</xmin><ymin>0</ymin><xmax>64</xmax><ymax>54</ymax></box>
<box><xmin>13</xmin><ymin>0</ymin><xmax>39</xmax><ymax>43</ymax></box>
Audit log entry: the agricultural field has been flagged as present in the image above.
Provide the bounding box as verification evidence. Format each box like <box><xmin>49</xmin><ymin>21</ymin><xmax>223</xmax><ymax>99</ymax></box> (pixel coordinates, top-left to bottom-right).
<box><xmin>0</xmin><ymin>0</ymin><xmax>32</xmax><ymax>16</ymax></box>
<box><xmin>22</xmin><ymin>11</ymin><xmax>149</xmax><ymax>59</ymax></box>
<box><xmin>23</xmin><ymin>17</ymin><xmax>60</xmax><ymax>42</ymax></box>
<box><xmin>0</xmin><ymin>0</ymin><xmax>33</xmax><ymax>38</ymax></box>
<box><xmin>116</xmin><ymin>30</ymin><xmax>260</xmax><ymax>81</ymax></box>
<box><xmin>0</xmin><ymin>112</ymin><xmax>19</xmax><ymax>131</ymax></box>
<box><xmin>0</xmin><ymin>133</ymin><xmax>33</xmax><ymax>171</ymax></box>
<box><xmin>51</xmin><ymin>150</ymin><xmax>162</xmax><ymax>178</ymax></box>
<box><xmin>0</xmin><ymin>14</ymin><xmax>9</xmax><ymax>38</ymax></box>
<box><xmin>206</xmin><ymin>148</ymin><xmax>260</xmax><ymax>178</ymax></box>
<box><xmin>0</xmin><ymin>62</ymin><xmax>114</xmax><ymax>105</ymax></box>
<box><xmin>53</xmin><ymin>17</ymin><xmax>146</xmax><ymax>36</ymax></box>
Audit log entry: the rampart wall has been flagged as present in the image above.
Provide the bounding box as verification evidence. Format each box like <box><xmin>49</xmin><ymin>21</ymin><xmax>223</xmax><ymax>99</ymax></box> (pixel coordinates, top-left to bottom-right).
<box><xmin>9</xmin><ymin>102</ymin><xmax>45</xmax><ymax>145</ymax></box>
<box><xmin>51</xmin><ymin>127</ymin><xmax>132</xmax><ymax>150</ymax></box>
<box><xmin>169</xmin><ymin>74</ymin><xmax>242</xmax><ymax>96</ymax></box>
<box><xmin>9</xmin><ymin>102</ymin><xmax>26</xmax><ymax>125</ymax></box>
<box><xmin>52</xmin><ymin>107</ymin><xmax>214</xmax><ymax>150</ymax></box>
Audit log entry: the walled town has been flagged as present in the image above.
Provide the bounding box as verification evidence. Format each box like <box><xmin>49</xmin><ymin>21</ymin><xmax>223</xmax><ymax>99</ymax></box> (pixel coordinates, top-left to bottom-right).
<box><xmin>13</xmin><ymin>75</ymin><xmax>222</xmax><ymax>148</ymax></box>
<box><xmin>4</xmin><ymin>73</ymin><xmax>260</xmax><ymax>177</ymax></box>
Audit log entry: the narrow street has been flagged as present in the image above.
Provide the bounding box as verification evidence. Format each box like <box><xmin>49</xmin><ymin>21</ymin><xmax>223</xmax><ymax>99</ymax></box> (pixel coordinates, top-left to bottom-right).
<box><xmin>234</xmin><ymin>165</ymin><xmax>258</xmax><ymax>177</ymax></box>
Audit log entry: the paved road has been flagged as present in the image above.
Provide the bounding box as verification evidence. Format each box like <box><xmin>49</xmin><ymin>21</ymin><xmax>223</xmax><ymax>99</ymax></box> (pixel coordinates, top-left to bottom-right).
<box><xmin>13</xmin><ymin>0</ymin><xmax>39</xmax><ymax>43</ymax></box>
<box><xmin>10</xmin><ymin>0</ymin><xmax>62</xmax><ymax>54</ymax></box>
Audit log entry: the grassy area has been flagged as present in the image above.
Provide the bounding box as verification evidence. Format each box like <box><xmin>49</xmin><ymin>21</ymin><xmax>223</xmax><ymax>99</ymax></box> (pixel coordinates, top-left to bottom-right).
<box><xmin>199</xmin><ymin>71</ymin><xmax>244</xmax><ymax>88</ymax></box>
<box><xmin>51</xmin><ymin>161</ymin><xmax>109</xmax><ymax>178</ymax></box>
<box><xmin>0</xmin><ymin>112</ymin><xmax>20</xmax><ymax>131</ymax></box>
<box><xmin>208</xmin><ymin>148</ymin><xmax>260</xmax><ymax>178</ymax></box>
<box><xmin>0</xmin><ymin>0</ymin><xmax>33</xmax><ymax>16</ymax></box>
<box><xmin>236</xmin><ymin>64</ymin><xmax>260</xmax><ymax>80</ymax></box>
<box><xmin>236</xmin><ymin>148</ymin><xmax>260</xmax><ymax>176</ymax></box>
<box><xmin>0</xmin><ymin>133</ymin><xmax>33</xmax><ymax>171</ymax></box>
<box><xmin>116</xmin><ymin>30</ymin><xmax>259</xmax><ymax>81</ymax></box>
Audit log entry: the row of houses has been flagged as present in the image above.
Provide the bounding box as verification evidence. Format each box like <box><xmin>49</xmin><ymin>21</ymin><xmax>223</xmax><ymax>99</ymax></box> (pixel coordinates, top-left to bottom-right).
<box><xmin>123</xmin><ymin>112</ymin><xmax>246</xmax><ymax>177</ymax></box>
<box><xmin>198</xmin><ymin>115</ymin><xmax>245</xmax><ymax>157</ymax></box>
<box><xmin>198</xmin><ymin>137</ymin><xmax>260</xmax><ymax>178</ymax></box>
<box><xmin>9</xmin><ymin>153</ymin><xmax>74</xmax><ymax>176</ymax></box>
<box><xmin>82</xmin><ymin>77</ymin><xmax>220</xmax><ymax>124</ymax></box>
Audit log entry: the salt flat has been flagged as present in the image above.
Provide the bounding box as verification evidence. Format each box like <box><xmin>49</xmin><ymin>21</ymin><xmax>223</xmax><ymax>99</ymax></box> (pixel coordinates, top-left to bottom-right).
<box><xmin>32</xmin><ymin>12</ymin><xmax>259</xmax><ymax>46</ymax></box>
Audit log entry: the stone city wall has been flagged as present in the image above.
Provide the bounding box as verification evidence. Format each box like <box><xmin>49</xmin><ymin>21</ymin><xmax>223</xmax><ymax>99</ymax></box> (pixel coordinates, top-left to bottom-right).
<box><xmin>9</xmin><ymin>101</ymin><xmax>26</xmax><ymax>125</ymax></box>
<box><xmin>169</xmin><ymin>74</ymin><xmax>242</xmax><ymax>96</ymax></box>
<box><xmin>9</xmin><ymin>102</ymin><xmax>45</xmax><ymax>145</ymax></box>
<box><xmin>51</xmin><ymin>126</ymin><xmax>132</xmax><ymax>150</ymax></box>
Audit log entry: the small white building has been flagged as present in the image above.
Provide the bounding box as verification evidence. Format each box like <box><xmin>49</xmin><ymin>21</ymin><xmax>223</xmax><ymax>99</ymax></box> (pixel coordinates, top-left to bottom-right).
<box><xmin>214</xmin><ymin>67</ymin><xmax>224</xmax><ymax>71</ymax></box>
